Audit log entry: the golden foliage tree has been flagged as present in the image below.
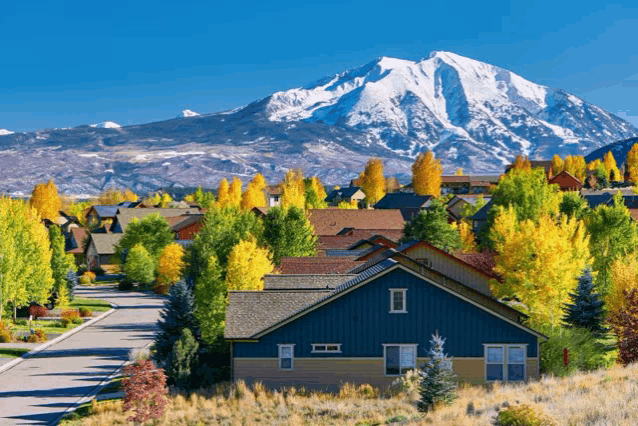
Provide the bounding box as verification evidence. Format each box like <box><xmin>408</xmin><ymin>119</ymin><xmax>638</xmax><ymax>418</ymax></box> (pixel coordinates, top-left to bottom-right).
<box><xmin>29</xmin><ymin>180</ymin><xmax>62</xmax><ymax>220</ymax></box>
<box><xmin>98</xmin><ymin>188</ymin><xmax>138</xmax><ymax>205</ymax></box>
<box><xmin>511</xmin><ymin>155</ymin><xmax>531</xmax><ymax>172</ymax></box>
<box><xmin>225</xmin><ymin>238</ymin><xmax>274</xmax><ymax>291</ymax></box>
<box><xmin>551</xmin><ymin>155</ymin><xmax>564</xmax><ymax>177</ymax></box>
<box><xmin>281</xmin><ymin>169</ymin><xmax>305</xmax><ymax>210</ymax></box>
<box><xmin>158</xmin><ymin>193</ymin><xmax>173</xmax><ymax>208</ymax></box>
<box><xmin>452</xmin><ymin>220</ymin><xmax>477</xmax><ymax>253</ymax></box>
<box><xmin>587</xmin><ymin>158</ymin><xmax>602</xmax><ymax>171</ymax></box>
<box><xmin>338</xmin><ymin>200</ymin><xmax>358</xmax><ymax>209</ymax></box>
<box><xmin>411</xmin><ymin>151</ymin><xmax>442</xmax><ymax>197</ymax></box>
<box><xmin>386</xmin><ymin>176</ymin><xmax>400</xmax><ymax>193</ymax></box>
<box><xmin>455</xmin><ymin>168</ymin><xmax>463</xmax><ymax>176</ymax></box>
<box><xmin>604</xmin><ymin>151</ymin><xmax>622</xmax><ymax>182</ymax></box>
<box><xmin>156</xmin><ymin>243</ymin><xmax>185</xmax><ymax>287</ymax></box>
<box><xmin>217</xmin><ymin>179</ymin><xmax>230</xmax><ymax>207</ymax></box>
<box><xmin>490</xmin><ymin>208</ymin><xmax>590</xmax><ymax>327</ymax></box>
<box><xmin>241</xmin><ymin>173</ymin><xmax>268</xmax><ymax>210</ymax></box>
<box><xmin>626</xmin><ymin>143</ymin><xmax>638</xmax><ymax>184</ymax></box>
<box><xmin>228</xmin><ymin>177</ymin><xmax>243</xmax><ymax>208</ymax></box>
<box><xmin>359</xmin><ymin>158</ymin><xmax>386</xmax><ymax>204</ymax></box>
<box><xmin>572</xmin><ymin>156</ymin><xmax>587</xmax><ymax>181</ymax></box>
<box><xmin>609</xmin><ymin>254</ymin><xmax>638</xmax><ymax>316</ymax></box>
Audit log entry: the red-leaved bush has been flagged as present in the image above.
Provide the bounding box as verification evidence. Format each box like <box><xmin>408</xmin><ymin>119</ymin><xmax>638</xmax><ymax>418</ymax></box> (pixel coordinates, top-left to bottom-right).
<box><xmin>28</xmin><ymin>305</ymin><xmax>48</xmax><ymax>320</ymax></box>
<box><xmin>122</xmin><ymin>359</ymin><xmax>168</xmax><ymax>423</ymax></box>
<box><xmin>609</xmin><ymin>288</ymin><xmax>638</xmax><ymax>365</ymax></box>
<box><xmin>61</xmin><ymin>309</ymin><xmax>81</xmax><ymax>321</ymax></box>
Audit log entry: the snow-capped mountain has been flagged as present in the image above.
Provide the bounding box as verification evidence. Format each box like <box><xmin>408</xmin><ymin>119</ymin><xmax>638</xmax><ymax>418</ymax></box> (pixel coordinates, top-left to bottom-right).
<box><xmin>0</xmin><ymin>129</ymin><xmax>14</xmax><ymax>136</ymax></box>
<box><xmin>0</xmin><ymin>51</ymin><xmax>635</xmax><ymax>195</ymax></box>
<box><xmin>180</xmin><ymin>109</ymin><xmax>200</xmax><ymax>118</ymax></box>
<box><xmin>90</xmin><ymin>121</ymin><xmax>121</xmax><ymax>129</ymax></box>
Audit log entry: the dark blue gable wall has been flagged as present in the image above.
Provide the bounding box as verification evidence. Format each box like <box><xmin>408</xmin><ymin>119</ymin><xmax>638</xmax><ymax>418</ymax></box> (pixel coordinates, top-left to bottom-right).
<box><xmin>234</xmin><ymin>269</ymin><xmax>538</xmax><ymax>358</ymax></box>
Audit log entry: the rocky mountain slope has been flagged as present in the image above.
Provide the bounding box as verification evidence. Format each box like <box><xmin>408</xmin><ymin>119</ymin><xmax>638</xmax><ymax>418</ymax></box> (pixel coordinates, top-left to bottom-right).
<box><xmin>1</xmin><ymin>51</ymin><xmax>636</xmax><ymax>195</ymax></box>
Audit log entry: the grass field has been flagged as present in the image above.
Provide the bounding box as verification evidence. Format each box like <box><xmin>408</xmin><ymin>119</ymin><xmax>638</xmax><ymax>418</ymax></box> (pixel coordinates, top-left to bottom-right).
<box><xmin>0</xmin><ymin>348</ymin><xmax>29</xmax><ymax>358</ymax></box>
<box><xmin>59</xmin><ymin>362</ymin><xmax>638</xmax><ymax>425</ymax></box>
<box><xmin>70</xmin><ymin>298</ymin><xmax>112</xmax><ymax>312</ymax></box>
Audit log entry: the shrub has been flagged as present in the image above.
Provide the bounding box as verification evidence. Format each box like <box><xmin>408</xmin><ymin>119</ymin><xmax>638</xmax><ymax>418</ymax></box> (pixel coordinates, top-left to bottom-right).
<box><xmin>26</xmin><ymin>329</ymin><xmax>47</xmax><ymax>343</ymax></box>
<box><xmin>540</xmin><ymin>327</ymin><xmax>613</xmax><ymax>376</ymax></box>
<box><xmin>609</xmin><ymin>288</ymin><xmax>638</xmax><ymax>365</ymax></box>
<box><xmin>122</xmin><ymin>359</ymin><xmax>168</xmax><ymax>423</ymax></box>
<box><xmin>153</xmin><ymin>283</ymin><xmax>170</xmax><ymax>295</ymax></box>
<box><xmin>61</xmin><ymin>309</ymin><xmax>81</xmax><ymax>322</ymax></box>
<box><xmin>59</xmin><ymin>318</ymin><xmax>71</xmax><ymax>328</ymax></box>
<box><xmin>496</xmin><ymin>403</ymin><xmax>557</xmax><ymax>426</ymax></box>
<box><xmin>79</xmin><ymin>307</ymin><xmax>93</xmax><ymax>317</ymax></box>
<box><xmin>72</xmin><ymin>317</ymin><xmax>83</xmax><ymax>325</ymax></box>
<box><xmin>27</xmin><ymin>334</ymin><xmax>39</xmax><ymax>343</ymax></box>
<box><xmin>80</xmin><ymin>271</ymin><xmax>96</xmax><ymax>285</ymax></box>
<box><xmin>28</xmin><ymin>305</ymin><xmax>48</xmax><ymax>320</ymax></box>
<box><xmin>0</xmin><ymin>329</ymin><xmax>12</xmax><ymax>343</ymax></box>
<box><xmin>14</xmin><ymin>319</ymin><xmax>27</xmax><ymax>326</ymax></box>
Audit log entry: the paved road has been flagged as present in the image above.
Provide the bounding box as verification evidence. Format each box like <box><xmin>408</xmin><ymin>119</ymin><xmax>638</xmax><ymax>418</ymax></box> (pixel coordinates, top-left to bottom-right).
<box><xmin>0</xmin><ymin>286</ymin><xmax>164</xmax><ymax>425</ymax></box>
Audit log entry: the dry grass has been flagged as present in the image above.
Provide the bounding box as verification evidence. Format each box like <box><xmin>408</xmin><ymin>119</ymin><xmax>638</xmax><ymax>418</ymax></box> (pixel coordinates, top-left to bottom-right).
<box><xmin>62</xmin><ymin>363</ymin><xmax>638</xmax><ymax>425</ymax></box>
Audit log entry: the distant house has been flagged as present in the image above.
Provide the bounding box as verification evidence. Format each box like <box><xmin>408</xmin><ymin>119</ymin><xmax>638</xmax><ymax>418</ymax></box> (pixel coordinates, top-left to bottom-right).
<box><xmin>325</xmin><ymin>186</ymin><xmax>366</xmax><ymax>207</ymax></box>
<box><xmin>307</xmin><ymin>209</ymin><xmax>405</xmax><ymax>236</ymax></box>
<box><xmin>373</xmin><ymin>193</ymin><xmax>433</xmax><ymax>220</ymax></box>
<box><xmin>84</xmin><ymin>233</ymin><xmax>121</xmax><ymax>270</ymax></box>
<box><xmin>66</xmin><ymin>227</ymin><xmax>87</xmax><ymax>264</ymax></box>
<box><xmin>264</xmin><ymin>186</ymin><xmax>282</xmax><ymax>207</ymax></box>
<box><xmin>468</xmin><ymin>199</ymin><xmax>493</xmax><ymax>235</ymax></box>
<box><xmin>447</xmin><ymin>195</ymin><xmax>491</xmax><ymax>219</ymax></box>
<box><xmin>441</xmin><ymin>176</ymin><xmax>471</xmax><ymax>195</ymax></box>
<box><xmin>548</xmin><ymin>171</ymin><xmax>582</xmax><ymax>191</ymax></box>
<box><xmin>317</xmin><ymin>229</ymin><xmax>404</xmax><ymax>250</ymax></box>
<box><xmin>225</xmin><ymin>256</ymin><xmax>544</xmax><ymax>390</ymax></box>
<box><xmin>168</xmin><ymin>214</ymin><xmax>205</xmax><ymax>245</ymax></box>
<box><xmin>84</xmin><ymin>202</ymin><xmax>143</xmax><ymax>229</ymax></box>
<box><xmin>110</xmin><ymin>208</ymin><xmax>200</xmax><ymax>233</ymax></box>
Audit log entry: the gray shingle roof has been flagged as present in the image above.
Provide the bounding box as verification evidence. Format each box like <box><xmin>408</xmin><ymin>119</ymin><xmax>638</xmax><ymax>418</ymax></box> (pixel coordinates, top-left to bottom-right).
<box><xmin>374</xmin><ymin>193</ymin><xmax>433</xmax><ymax>209</ymax></box>
<box><xmin>263</xmin><ymin>274</ymin><xmax>356</xmax><ymax>290</ymax></box>
<box><xmin>325</xmin><ymin>249</ymin><xmax>369</xmax><ymax>257</ymax></box>
<box><xmin>89</xmin><ymin>233</ymin><xmax>122</xmax><ymax>255</ymax></box>
<box><xmin>325</xmin><ymin>186</ymin><xmax>363</xmax><ymax>202</ymax></box>
<box><xmin>114</xmin><ymin>208</ymin><xmax>200</xmax><ymax>231</ymax></box>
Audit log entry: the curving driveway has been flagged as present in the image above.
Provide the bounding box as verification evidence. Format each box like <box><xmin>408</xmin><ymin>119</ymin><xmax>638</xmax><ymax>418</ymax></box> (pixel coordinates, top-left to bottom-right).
<box><xmin>0</xmin><ymin>285</ymin><xmax>164</xmax><ymax>425</ymax></box>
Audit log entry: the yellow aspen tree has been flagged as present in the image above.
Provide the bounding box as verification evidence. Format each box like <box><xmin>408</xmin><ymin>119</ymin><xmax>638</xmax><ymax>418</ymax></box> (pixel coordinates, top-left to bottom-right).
<box><xmin>604</xmin><ymin>151</ymin><xmax>622</xmax><ymax>181</ymax></box>
<box><xmin>360</xmin><ymin>158</ymin><xmax>386</xmax><ymax>204</ymax></box>
<box><xmin>386</xmin><ymin>176</ymin><xmax>400</xmax><ymax>193</ymax></box>
<box><xmin>310</xmin><ymin>176</ymin><xmax>328</xmax><ymax>203</ymax></box>
<box><xmin>491</xmin><ymin>208</ymin><xmax>590</xmax><ymax>328</ymax></box>
<box><xmin>455</xmin><ymin>168</ymin><xmax>463</xmax><ymax>176</ymax></box>
<box><xmin>338</xmin><ymin>200</ymin><xmax>358</xmax><ymax>209</ymax></box>
<box><xmin>217</xmin><ymin>178</ymin><xmax>230</xmax><ymax>207</ymax></box>
<box><xmin>226</xmin><ymin>238</ymin><xmax>274</xmax><ymax>291</ymax></box>
<box><xmin>411</xmin><ymin>151</ymin><xmax>442</xmax><ymax>197</ymax></box>
<box><xmin>29</xmin><ymin>179</ymin><xmax>62</xmax><ymax>221</ymax></box>
<box><xmin>564</xmin><ymin>155</ymin><xmax>576</xmax><ymax>176</ymax></box>
<box><xmin>158</xmin><ymin>193</ymin><xmax>172</xmax><ymax>208</ymax></box>
<box><xmin>587</xmin><ymin>158</ymin><xmax>602</xmax><ymax>171</ymax></box>
<box><xmin>511</xmin><ymin>155</ymin><xmax>531</xmax><ymax>172</ymax></box>
<box><xmin>452</xmin><ymin>220</ymin><xmax>477</xmax><ymax>253</ymax></box>
<box><xmin>608</xmin><ymin>253</ymin><xmax>638</xmax><ymax>315</ymax></box>
<box><xmin>228</xmin><ymin>177</ymin><xmax>243</xmax><ymax>208</ymax></box>
<box><xmin>571</xmin><ymin>156</ymin><xmax>586</xmax><ymax>181</ymax></box>
<box><xmin>281</xmin><ymin>169</ymin><xmax>305</xmax><ymax>210</ymax></box>
<box><xmin>156</xmin><ymin>242</ymin><xmax>185</xmax><ymax>287</ymax></box>
<box><xmin>627</xmin><ymin>144</ymin><xmax>638</xmax><ymax>184</ymax></box>
<box><xmin>241</xmin><ymin>173</ymin><xmax>268</xmax><ymax>210</ymax></box>
<box><xmin>550</xmin><ymin>155</ymin><xmax>564</xmax><ymax>177</ymax></box>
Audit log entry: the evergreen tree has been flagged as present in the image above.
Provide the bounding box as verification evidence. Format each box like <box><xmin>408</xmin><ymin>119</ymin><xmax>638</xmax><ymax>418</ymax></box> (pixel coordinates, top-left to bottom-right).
<box><xmin>402</xmin><ymin>199</ymin><xmax>462</xmax><ymax>251</ymax></box>
<box><xmin>166</xmin><ymin>328</ymin><xmax>199</xmax><ymax>389</ymax></box>
<box><xmin>153</xmin><ymin>280</ymin><xmax>200</xmax><ymax>367</ymax></box>
<box><xmin>564</xmin><ymin>268</ymin><xmax>606</xmax><ymax>335</ymax></box>
<box><xmin>66</xmin><ymin>269</ymin><xmax>78</xmax><ymax>302</ymax></box>
<box><xmin>418</xmin><ymin>332</ymin><xmax>457</xmax><ymax>413</ymax></box>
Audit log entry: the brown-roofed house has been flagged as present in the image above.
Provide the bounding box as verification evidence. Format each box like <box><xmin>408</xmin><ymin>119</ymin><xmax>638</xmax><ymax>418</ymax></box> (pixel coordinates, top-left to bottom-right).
<box><xmin>548</xmin><ymin>170</ymin><xmax>582</xmax><ymax>191</ymax></box>
<box><xmin>317</xmin><ymin>229</ymin><xmax>403</xmax><ymax>250</ymax></box>
<box><xmin>278</xmin><ymin>257</ymin><xmax>364</xmax><ymax>274</ymax></box>
<box><xmin>110</xmin><ymin>208</ymin><xmax>201</xmax><ymax>233</ymax></box>
<box><xmin>307</xmin><ymin>209</ymin><xmax>404</xmax><ymax>236</ymax></box>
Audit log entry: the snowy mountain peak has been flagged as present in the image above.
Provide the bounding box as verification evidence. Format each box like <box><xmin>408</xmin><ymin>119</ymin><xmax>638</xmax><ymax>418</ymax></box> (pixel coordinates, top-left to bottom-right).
<box><xmin>180</xmin><ymin>109</ymin><xmax>200</xmax><ymax>118</ymax></box>
<box><xmin>0</xmin><ymin>129</ymin><xmax>14</xmax><ymax>136</ymax></box>
<box><xmin>90</xmin><ymin>121</ymin><xmax>121</xmax><ymax>129</ymax></box>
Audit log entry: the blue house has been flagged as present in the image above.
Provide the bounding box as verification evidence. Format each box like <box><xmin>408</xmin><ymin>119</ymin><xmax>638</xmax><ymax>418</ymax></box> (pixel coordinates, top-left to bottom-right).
<box><xmin>225</xmin><ymin>256</ymin><xmax>545</xmax><ymax>390</ymax></box>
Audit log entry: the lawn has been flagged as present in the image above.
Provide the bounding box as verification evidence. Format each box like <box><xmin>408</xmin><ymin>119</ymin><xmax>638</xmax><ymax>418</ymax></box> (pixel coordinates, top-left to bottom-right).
<box><xmin>70</xmin><ymin>298</ymin><xmax>112</xmax><ymax>312</ymax></box>
<box><xmin>0</xmin><ymin>348</ymin><xmax>29</xmax><ymax>358</ymax></box>
<box><xmin>11</xmin><ymin>320</ymin><xmax>83</xmax><ymax>335</ymax></box>
<box><xmin>60</xmin><ymin>363</ymin><xmax>638</xmax><ymax>425</ymax></box>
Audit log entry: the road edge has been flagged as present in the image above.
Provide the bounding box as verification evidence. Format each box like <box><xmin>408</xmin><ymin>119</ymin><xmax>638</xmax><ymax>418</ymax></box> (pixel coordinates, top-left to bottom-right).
<box><xmin>0</xmin><ymin>301</ymin><xmax>118</xmax><ymax>376</ymax></box>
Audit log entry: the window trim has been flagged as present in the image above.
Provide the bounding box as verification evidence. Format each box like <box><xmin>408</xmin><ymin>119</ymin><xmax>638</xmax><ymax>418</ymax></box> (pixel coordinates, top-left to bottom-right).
<box><xmin>278</xmin><ymin>344</ymin><xmax>295</xmax><ymax>370</ymax></box>
<box><xmin>483</xmin><ymin>344</ymin><xmax>527</xmax><ymax>382</ymax></box>
<box><xmin>389</xmin><ymin>288</ymin><xmax>407</xmax><ymax>313</ymax></box>
<box><xmin>383</xmin><ymin>343</ymin><xmax>418</xmax><ymax>376</ymax></box>
<box><xmin>311</xmin><ymin>343</ymin><xmax>342</xmax><ymax>353</ymax></box>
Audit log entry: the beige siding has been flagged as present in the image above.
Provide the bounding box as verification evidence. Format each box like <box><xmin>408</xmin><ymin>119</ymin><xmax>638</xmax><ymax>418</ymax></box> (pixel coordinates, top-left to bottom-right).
<box><xmin>233</xmin><ymin>357</ymin><xmax>540</xmax><ymax>390</ymax></box>
<box><xmin>405</xmin><ymin>246</ymin><xmax>491</xmax><ymax>295</ymax></box>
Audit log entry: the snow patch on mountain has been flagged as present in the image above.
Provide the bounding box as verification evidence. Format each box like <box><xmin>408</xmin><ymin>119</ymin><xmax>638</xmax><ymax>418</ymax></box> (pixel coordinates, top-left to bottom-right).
<box><xmin>90</xmin><ymin>121</ymin><xmax>121</xmax><ymax>129</ymax></box>
<box><xmin>180</xmin><ymin>109</ymin><xmax>200</xmax><ymax>118</ymax></box>
<box><xmin>0</xmin><ymin>129</ymin><xmax>14</xmax><ymax>136</ymax></box>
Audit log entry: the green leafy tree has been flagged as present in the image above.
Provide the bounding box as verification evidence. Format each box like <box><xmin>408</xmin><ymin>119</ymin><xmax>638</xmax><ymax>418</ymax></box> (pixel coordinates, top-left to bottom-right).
<box><xmin>194</xmin><ymin>255</ymin><xmax>226</xmax><ymax>344</ymax></box>
<box><xmin>124</xmin><ymin>244</ymin><xmax>155</xmax><ymax>285</ymax></box>
<box><xmin>116</xmin><ymin>214</ymin><xmax>174</xmax><ymax>261</ymax></box>
<box><xmin>586</xmin><ymin>192</ymin><xmax>638</xmax><ymax>296</ymax></box>
<box><xmin>402</xmin><ymin>199</ymin><xmax>461</xmax><ymax>251</ymax></box>
<box><xmin>167</xmin><ymin>328</ymin><xmax>199</xmax><ymax>389</ymax></box>
<box><xmin>418</xmin><ymin>332</ymin><xmax>457</xmax><ymax>412</ymax></box>
<box><xmin>459</xmin><ymin>195</ymin><xmax>487</xmax><ymax>218</ymax></box>
<box><xmin>49</xmin><ymin>225</ymin><xmax>75</xmax><ymax>297</ymax></box>
<box><xmin>559</xmin><ymin>192</ymin><xmax>588</xmax><ymax>220</ymax></box>
<box><xmin>263</xmin><ymin>206</ymin><xmax>317</xmax><ymax>264</ymax></box>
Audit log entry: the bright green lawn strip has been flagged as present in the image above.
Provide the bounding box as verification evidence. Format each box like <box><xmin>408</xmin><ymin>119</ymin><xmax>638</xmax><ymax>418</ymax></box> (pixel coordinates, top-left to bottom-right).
<box><xmin>0</xmin><ymin>348</ymin><xmax>29</xmax><ymax>358</ymax></box>
<box><xmin>11</xmin><ymin>320</ymin><xmax>82</xmax><ymax>335</ymax></box>
<box><xmin>70</xmin><ymin>298</ymin><xmax>112</xmax><ymax>312</ymax></box>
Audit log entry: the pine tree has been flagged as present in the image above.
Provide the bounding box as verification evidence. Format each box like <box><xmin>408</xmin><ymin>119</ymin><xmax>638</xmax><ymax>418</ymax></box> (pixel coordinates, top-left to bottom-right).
<box><xmin>418</xmin><ymin>332</ymin><xmax>457</xmax><ymax>413</ymax></box>
<box><xmin>563</xmin><ymin>268</ymin><xmax>605</xmax><ymax>336</ymax></box>
<box><xmin>153</xmin><ymin>280</ymin><xmax>200</xmax><ymax>367</ymax></box>
<box><xmin>166</xmin><ymin>328</ymin><xmax>199</xmax><ymax>389</ymax></box>
<box><xmin>66</xmin><ymin>269</ymin><xmax>78</xmax><ymax>302</ymax></box>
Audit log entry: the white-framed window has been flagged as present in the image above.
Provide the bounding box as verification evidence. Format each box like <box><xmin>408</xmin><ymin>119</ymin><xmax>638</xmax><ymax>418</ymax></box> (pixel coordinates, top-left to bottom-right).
<box><xmin>484</xmin><ymin>344</ymin><xmax>526</xmax><ymax>382</ymax></box>
<box><xmin>311</xmin><ymin>343</ymin><xmax>342</xmax><ymax>353</ymax></box>
<box><xmin>389</xmin><ymin>288</ymin><xmax>407</xmax><ymax>313</ymax></box>
<box><xmin>278</xmin><ymin>344</ymin><xmax>294</xmax><ymax>370</ymax></box>
<box><xmin>383</xmin><ymin>344</ymin><xmax>417</xmax><ymax>376</ymax></box>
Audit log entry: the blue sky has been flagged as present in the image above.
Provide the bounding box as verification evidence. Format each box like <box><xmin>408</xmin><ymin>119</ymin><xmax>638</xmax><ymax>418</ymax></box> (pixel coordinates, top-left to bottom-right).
<box><xmin>1</xmin><ymin>0</ymin><xmax>638</xmax><ymax>132</ymax></box>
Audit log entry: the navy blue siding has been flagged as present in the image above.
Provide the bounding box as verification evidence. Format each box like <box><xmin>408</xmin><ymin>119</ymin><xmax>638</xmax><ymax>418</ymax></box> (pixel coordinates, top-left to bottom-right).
<box><xmin>234</xmin><ymin>269</ymin><xmax>538</xmax><ymax>358</ymax></box>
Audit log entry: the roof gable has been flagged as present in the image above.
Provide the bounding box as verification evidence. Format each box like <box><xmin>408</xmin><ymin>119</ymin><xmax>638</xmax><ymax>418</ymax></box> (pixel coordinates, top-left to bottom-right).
<box><xmin>308</xmin><ymin>209</ymin><xmax>404</xmax><ymax>235</ymax></box>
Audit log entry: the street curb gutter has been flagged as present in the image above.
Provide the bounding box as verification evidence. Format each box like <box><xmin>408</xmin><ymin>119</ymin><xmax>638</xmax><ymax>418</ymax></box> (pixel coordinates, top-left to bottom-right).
<box><xmin>50</xmin><ymin>340</ymin><xmax>155</xmax><ymax>426</ymax></box>
<box><xmin>0</xmin><ymin>302</ymin><xmax>118</xmax><ymax>376</ymax></box>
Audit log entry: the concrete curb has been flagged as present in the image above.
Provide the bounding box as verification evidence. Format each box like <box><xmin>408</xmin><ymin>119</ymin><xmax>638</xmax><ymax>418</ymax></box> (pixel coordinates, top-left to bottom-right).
<box><xmin>0</xmin><ymin>302</ymin><xmax>118</xmax><ymax>376</ymax></box>
<box><xmin>50</xmin><ymin>340</ymin><xmax>155</xmax><ymax>425</ymax></box>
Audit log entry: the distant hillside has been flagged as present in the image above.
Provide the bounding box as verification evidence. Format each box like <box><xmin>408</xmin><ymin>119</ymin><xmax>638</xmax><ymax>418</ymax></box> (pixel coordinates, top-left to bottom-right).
<box><xmin>585</xmin><ymin>136</ymin><xmax>638</xmax><ymax>167</ymax></box>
